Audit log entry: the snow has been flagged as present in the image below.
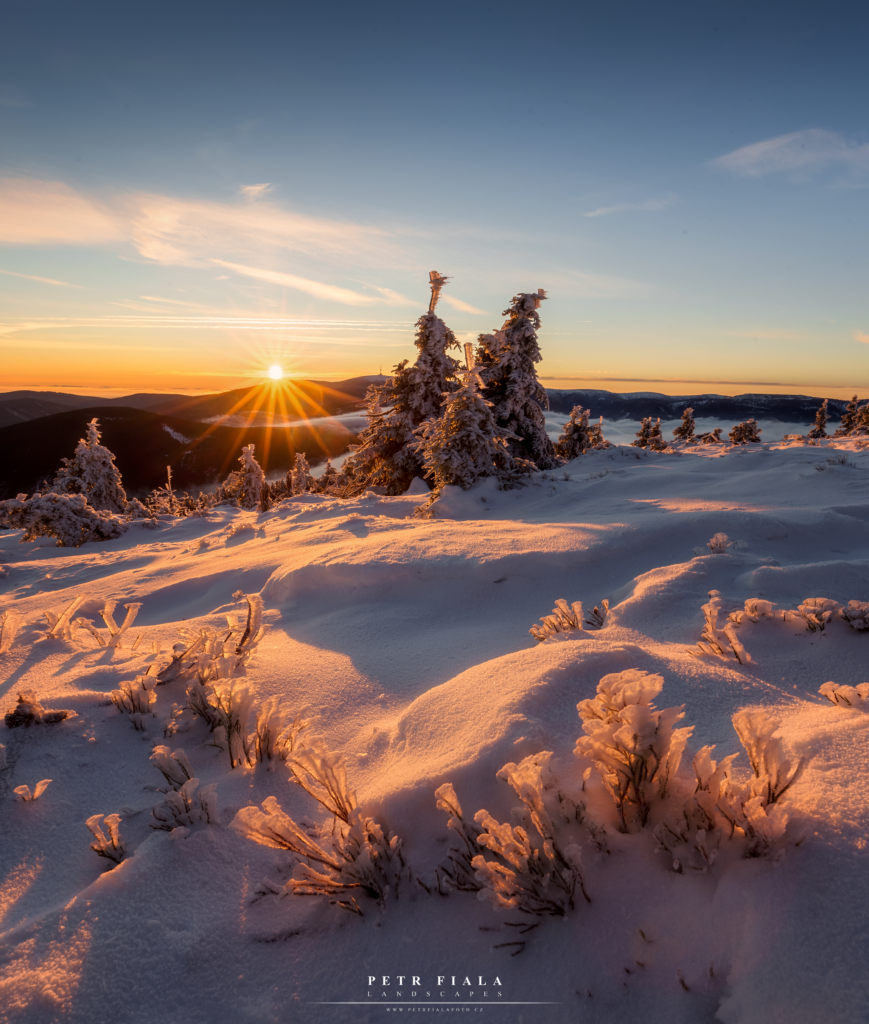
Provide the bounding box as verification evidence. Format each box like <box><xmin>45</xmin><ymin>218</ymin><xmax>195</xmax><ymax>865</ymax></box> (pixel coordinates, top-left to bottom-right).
<box><xmin>2</xmin><ymin>438</ymin><xmax>869</xmax><ymax>1022</ymax></box>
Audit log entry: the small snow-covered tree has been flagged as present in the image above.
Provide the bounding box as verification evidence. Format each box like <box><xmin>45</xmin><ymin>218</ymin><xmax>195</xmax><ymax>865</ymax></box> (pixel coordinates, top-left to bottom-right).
<box><xmin>808</xmin><ymin>399</ymin><xmax>828</xmax><ymax>439</ymax></box>
<box><xmin>411</xmin><ymin>344</ymin><xmax>534</xmax><ymax>498</ymax></box>
<box><xmin>554</xmin><ymin>407</ymin><xmax>593</xmax><ymax>460</ymax></box>
<box><xmin>631</xmin><ymin>417</ymin><xmax>652</xmax><ymax>448</ymax></box>
<box><xmin>291</xmin><ymin>452</ymin><xmax>313</xmax><ymax>495</ymax></box>
<box><xmin>476</xmin><ymin>290</ymin><xmax>559</xmax><ymax>470</ymax></box>
<box><xmin>0</xmin><ymin>492</ymin><xmax>126</xmax><ymax>547</ymax></box>
<box><xmin>52</xmin><ymin>418</ymin><xmax>127</xmax><ymax>513</ymax></box>
<box><xmin>729</xmin><ymin>419</ymin><xmax>762</xmax><ymax>444</ymax></box>
<box><xmin>835</xmin><ymin>395</ymin><xmax>859</xmax><ymax>436</ymax></box>
<box><xmin>316</xmin><ymin>457</ymin><xmax>339</xmax><ymax>493</ymax></box>
<box><xmin>237</xmin><ymin>444</ymin><xmax>265</xmax><ymax>509</ymax></box>
<box><xmin>673</xmin><ymin>407</ymin><xmax>695</xmax><ymax>441</ymax></box>
<box><xmin>343</xmin><ymin>272</ymin><xmax>461</xmax><ymax>494</ymax></box>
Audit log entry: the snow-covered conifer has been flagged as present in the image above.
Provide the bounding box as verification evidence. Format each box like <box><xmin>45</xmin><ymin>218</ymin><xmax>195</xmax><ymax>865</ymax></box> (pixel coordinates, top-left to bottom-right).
<box><xmin>554</xmin><ymin>407</ymin><xmax>594</xmax><ymax>461</ymax></box>
<box><xmin>0</xmin><ymin>492</ymin><xmax>126</xmax><ymax>547</ymax></box>
<box><xmin>342</xmin><ymin>272</ymin><xmax>461</xmax><ymax>494</ymax></box>
<box><xmin>808</xmin><ymin>399</ymin><xmax>828</xmax><ymax>439</ymax></box>
<box><xmin>729</xmin><ymin>419</ymin><xmax>762</xmax><ymax>444</ymax></box>
<box><xmin>476</xmin><ymin>290</ymin><xmax>558</xmax><ymax>470</ymax></box>
<box><xmin>631</xmin><ymin>417</ymin><xmax>653</xmax><ymax>448</ymax></box>
<box><xmin>411</xmin><ymin>344</ymin><xmax>534</xmax><ymax>497</ymax></box>
<box><xmin>52</xmin><ymin>418</ymin><xmax>127</xmax><ymax>513</ymax></box>
<box><xmin>835</xmin><ymin>395</ymin><xmax>859</xmax><ymax>436</ymax></box>
<box><xmin>291</xmin><ymin>452</ymin><xmax>313</xmax><ymax>495</ymax></box>
<box><xmin>316</xmin><ymin>457</ymin><xmax>339</xmax><ymax>493</ymax></box>
<box><xmin>235</xmin><ymin>445</ymin><xmax>265</xmax><ymax>510</ymax></box>
<box><xmin>259</xmin><ymin>481</ymin><xmax>272</xmax><ymax>513</ymax></box>
<box><xmin>672</xmin><ymin>407</ymin><xmax>695</xmax><ymax>441</ymax></box>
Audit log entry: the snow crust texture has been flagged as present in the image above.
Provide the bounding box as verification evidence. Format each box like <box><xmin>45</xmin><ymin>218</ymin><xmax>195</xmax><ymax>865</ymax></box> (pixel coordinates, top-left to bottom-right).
<box><xmin>1</xmin><ymin>439</ymin><xmax>869</xmax><ymax>1023</ymax></box>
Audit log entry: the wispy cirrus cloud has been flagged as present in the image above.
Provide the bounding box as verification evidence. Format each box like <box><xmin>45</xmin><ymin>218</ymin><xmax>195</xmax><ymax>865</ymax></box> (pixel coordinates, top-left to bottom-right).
<box><xmin>855</xmin><ymin>331</ymin><xmax>869</xmax><ymax>344</ymax></box>
<box><xmin>211</xmin><ymin>259</ymin><xmax>414</xmax><ymax>306</ymax></box>
<box><xmin>583</xmin><ymin>194</ymin><xmax>676</xmax><ymax>218</ymax></box>
<box><xmin>441</xmin><ymin>294</ymin><xmax>488</xmax><ymax>315</ymax></box>
<box><xmin>0</xmin><ymin>268</ymin><xmax>83</xmax><ymax>287</ymax></box>
<box><xmin>712</xmin><ymin>129</ymin><xmax>869</xmax><ymax>179</ymax></box>
<box><xmin>239</xmin><ymin>183</ymin><xmax>272</xmax><ymax>199</ymax></box>
<box><xmin>0</xmin><ymin>179</ymin><xmax>122</xmax><ymax>245</ymax></box>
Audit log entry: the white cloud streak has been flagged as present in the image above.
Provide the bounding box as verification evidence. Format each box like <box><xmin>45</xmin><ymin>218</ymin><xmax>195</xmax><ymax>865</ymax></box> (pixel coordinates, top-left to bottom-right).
<box><xmin>441</xmin><ymin>294</ymin><xmax>488</xmax><ymax>315</ymax></box>
<box><xmin>583</xmin><ymin>194</ymin><xmax>676</xmax><ymax>218</ymax></box>
<box><xmin>239</xmin><ymin>183</ymin><xmax>272</xmax><ymax>198</ymax></box>
<box><xmin>713</xmin><ymin>129</ymin><xmax>869</xmax><ymax>178</ymax></box>
<box><xmin>0</xmin><ymin>268</ymin><xmax>83</xmax><ymax>287</ymax></box>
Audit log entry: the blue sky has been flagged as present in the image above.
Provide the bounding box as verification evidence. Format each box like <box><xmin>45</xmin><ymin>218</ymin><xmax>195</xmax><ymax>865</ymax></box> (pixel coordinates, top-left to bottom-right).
<box><xmin>1</xmin><ymin>0</ymin><xmax>867</xmax><ymax>396</ymax></box>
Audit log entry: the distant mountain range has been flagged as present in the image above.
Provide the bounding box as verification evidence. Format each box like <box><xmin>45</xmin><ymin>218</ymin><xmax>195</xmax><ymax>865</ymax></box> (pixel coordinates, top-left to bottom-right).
<box><xmin>0</xmin><ymin>379</ymin><xmax>846</xmax><ymax>500</ymax></box>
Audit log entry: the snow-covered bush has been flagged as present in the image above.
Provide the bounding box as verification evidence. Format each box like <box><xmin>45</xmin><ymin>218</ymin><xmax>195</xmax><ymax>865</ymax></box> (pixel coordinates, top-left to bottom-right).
<box><xmin>111</xmin><ymin>675</ymin><xmax>157</xmax><ymax>730</ymax></box>
<box><xmin>4</xmin><ymin>690</ymin><xmax>75</xmax><ymax>728</ymax></box>
<box><xmin>0</xmin><ymin>492</ymin><xmax>126</xmax><ymax>547</ymax></box>
<box><xmin>151</xmin><ymin>778</ymin><xmax>218</xmax><ymax>831</ymax></box>
<box><xmin>584</xmin><ymin>600</ymin><xmax>609</xmax><ymax>630</ymax></box>
<box><xmin>86</xmin><ymin>813</ymin><xmax>125</xmax><ymax>864</ymax></box>
<box><xmin>529</xmin><ymin>599</ymin><xmax>583</xmax><ymax>642</ymax></box>
<box><xmin>728</xmin><ymin>598</ymin><xmax>776</xmax><ymax>626</ymax></box>
<box><xmin>818</xmin><ymin>681</ymin><xmax>869</xmax><ymax>709</ymax></box>
<box><xmin>125</xmin><ymin>497</ymin><xmax>151</xmax><ymax>520</ymax></box>
<box><xmin>476</xmin><ymin>290</ymin><xmax>558</xmax><ymax>470</ymax></box>
<box><xmin>689</xmin><ymin>592</ymin><xmax>751</xmax><ymax>664</ymax></box>
<box><xmin>696</xmin><ymin>427</ymin><xmax>723</xmax><ymax>444</ymax></box>
<box><xmin>52</xmin><ymin>418</ymin><xmax>127</xmax><ymax>513</ymax></box>
<box><xmin>672</xmin><ymin>407</ymin><xmax>695</xmax><ymax>441</ymax></box>
<box><xmin>706</xmin><ymin>532</ymin><xmax>734</xmax><ymax>554</ymax></box>
<box><xmin>215</xmin><ymin>445</ymin><xmax>265</xmax><ymax>509</ymax></box>
<box><xmin>575</xmin><ymin>670</ymin><xmax>692</xmax><ymax>832</ymax></box>
<box><xmin>731</xmin><ymin>709</ymin><xmax>803</xmax><ymax>808</ymax></box>
<box><xmin>808</xmin><ymin>399</ymin><xmax>828</xmax><ymax>439</ymax></box>
<box><xmin>250</xmin><ymin>697</ymin><xmax>310</xmax><ymax>764</ymax></box>
<box><xmin>839</xmin><ymin>600</ymin><xmax>869</xmax><ymax>630</ymax></box>
<box><xmin>149</xmin><ymin>745</ymin><xmax>195</xmax><ymax>790</ymax></box>
<box><xmin>835</xmin><ymin>395</ymin><xmax>861</xmax><ymax>436</ymax></box>
<box><xmin>0</xmin><ymin>609</ymin><xmax>20</xmax><ymax>653</ymax></box>
<box><xmin>15</xmin><ymin>779</ymin><xmax>52</xmax><ymax>801</ymax></box>
<box><xmin>729</xmin><ymin>419</ymin><xmax>762</xmax><ymax>444</ymax></box>
<box><xmin>412</xmin><ymin>344</ymin><xmax>534</xmax><ymax>504</ymax></box>
<box><xmin>234</xmin><ymin>732</ymin><xmax>406</xmax><ymax>914</ymax></box>
<box><xmin>796</xmin><ymin>597</ymin><xmax>840</xmax><ymax>632</ymax></box>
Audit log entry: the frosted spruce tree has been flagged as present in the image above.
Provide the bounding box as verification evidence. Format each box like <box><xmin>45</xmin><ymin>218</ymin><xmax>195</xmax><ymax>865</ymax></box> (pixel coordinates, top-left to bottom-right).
<box><xmin>808</xmin><ymin>399</ymin><xmax>828</xmax><ymax>439</ymax></box>
<box><xmin>316</xmin><ymin>457</ymin><xmax>339</xmax><ymax>493</ymax></box>
<box><xmin>555</xmin><ymin>406</ymin><xmax>601</xmax><ymax>460</ymax></box>
<box><xmin>835</xmin><ymin>395</ymin><xmax>859</xmax><ymax>436</ymax></box>
<box><xmin>673</xmin><ymin>407</ymin><xmax>696</xmax><ymax>441</ymax></box>
<box><xmin>52</xmin><ymin>418</ymin><xmax>127</xmax><ymax>513</ymax></box>
<box><xmin>729</xmin><ymin>419</ymin><xmax>762</xmax><ymax>444</ymax></box>
<box><xmin>411</xmin><ymin>343</ymin><xmax>534</xmax><ymax>500</ymax></box>
<box><xmin>216</xmin><ymin>445</ymin><xmax>265</xmax><ymax>508</ymax></box>
<box><xmin>343</xmin><ymin>271</ymin><xmax>461</xmax><ymax>494</ymax></box>
<box><xmin>290</xmin><ymin>452</ymin><xmax>313</xmax><ymax>495</ymax></box>
<box><xmin>475</xmin><ymin>290</ymin><xmax>559</xmax><ymax>470</ymax></box>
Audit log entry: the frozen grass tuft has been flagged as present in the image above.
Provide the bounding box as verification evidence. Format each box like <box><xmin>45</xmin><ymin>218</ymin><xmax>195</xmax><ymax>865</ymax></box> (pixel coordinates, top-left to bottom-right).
<box><xmin>529</xmin><ymin>599</ymin><xmax>583</xmax><ymax>642</ymax></box>
<box><xmin>15</xmin><ymin>779</ymin><xmax>52</xmax><ymax>801</ymax></box>
<box><xmin>86</xmin><ymin>813</ymin><xmax>125</xmax><ymax>864</ymax></box>
<box><xmin>151</xmin><ymin>778</ymin><xmax>218</xmax><ymax>830</ymax></box>
<box><xmin>4</xmin><ymin>690</ymin><xmax>75</xmax><ymax>728</ymax></box>
<box><xmin>818</xmin><ymin>681</ymin><xmax>869</xmax><ymax>709</ymax></box>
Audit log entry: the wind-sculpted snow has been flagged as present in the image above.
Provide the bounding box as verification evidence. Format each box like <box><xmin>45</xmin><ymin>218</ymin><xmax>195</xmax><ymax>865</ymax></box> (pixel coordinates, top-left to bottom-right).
<box><xmin>1</xmin><ymin>439</ymin><xmax>869</xmax><ymax>1023</ymax></box>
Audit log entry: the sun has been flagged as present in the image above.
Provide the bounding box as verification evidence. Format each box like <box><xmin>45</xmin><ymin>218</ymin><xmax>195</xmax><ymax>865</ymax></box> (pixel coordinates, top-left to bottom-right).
<box><xmin>267</xmin><ymin>364</ymin><xmax>284</xmax><ymax>380</ymax></box>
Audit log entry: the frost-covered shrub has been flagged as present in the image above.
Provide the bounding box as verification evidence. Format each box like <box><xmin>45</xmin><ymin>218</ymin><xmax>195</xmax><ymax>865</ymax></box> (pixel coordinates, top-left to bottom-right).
<box><xmin>197</xmin><ymin>680</ymin><xmax>255</xmax><ymax>768</ymax></box>
<box><xmin>672</xmin><ymin>407</ymin><xmax>695</xmax><ymax>441</ymax></box>
<box><xmin>4</xmin><ymin>691</ymin><xmax>75</xmax><ymax>728</ymax></box>
<box><xmin>838</xmin><ymin>600</ymin><xmax>869</xmax><ymax>630</ymax></box>
<box><xmin>819</xmin><ymin>681</ymin><xmax>869</xmax><ymax>708</ymax></box>
<box><xmin>234</xmin><ymin>733</ymin><xmax>406</xmax><ymax>915</ymax></box>
<box><xmin>291</xmin><ymin>452</ymin><xmax>314</xmax><ymax>495</ymax></box>
<box><xmin>706</xmin><ymin>532</ymin><xmax>734</xmax><ymax>554</ymax></box>
<box><xmin>151</xmin><ymin>778</ymin><xmax>218</xmax><ymax>830</ymax></box>
<box><xmin>0</xmin><ymin>609</ymin><xmax>20</xmax><ymax>653</ymax></box>
<box><xmin>696</xmin><ymin>427</ymin><xmax>723</xmax><ymax>444</ymax></box>
<box><xmin>796</xmin><ymin>597</ymin><xmax>840</xmax><ymax>632</ymax></box>
<box><xmin>554</xmin><ymin>407</ymin><xmax>600</xmax><ymax>460</ymax></box>
<box><xmin>158</xmin><ymin>591</ymin><xmax>263</xmax><ymax>685</ymax></box>
<box><xmin>42</xmin><ymin>595</ymin><xmax>89</xmax><ymax>641</ymax></box>
<box><xmin>52</xmin><ymin>418</ymin><xmax>127</xmax><ymax>513</ymax></box>
<box><xmin>0</xmin><ymin>492</ymin><xmax>126</xmax><ymax>547</ymax></box>
<box><xmin>631</xmin><ymin>417</ymin><xmax>665</xmax><ymax>450</ymax></box>
<box><xmin>86</xmin><ymin>813</ymin><xmax>125</xmax><ymax>864</ymax></box>
<box><xmin>150</xmin><ymin>745</ymin><xmax>195</xmax><ymax>789</ymax></box>
<box><xmin>689</xmin><ymin>592</ymin><xmax>751</xmax><ymax>664</ymax></box>
<box><xmin>731</xmin><ymin>709</ymin><xmax>802</xmax><ymax>808</ymax></box>
<box><xmin>125</xmin><ymin>497</ymin><xmax>151</xmax><ymax>520</ymax></box>
<box><xmin>529</xmin><ymin>599</ymin><xmax>583</xmax><ymax>642</ymax></box>
<box><xmin>584</xmin><ymin>600</ymin><xmax>609</xmax><ymax>630</ymax></box>
<box><xmin>111</xmin><ymin>675</ymin><xmax>157</xmax><ymax>730</ymax></box>
<box><xmin>575</xmin><ymin>670</ymin><xmax>692</xmax><ymax>832</ymax></box>
<box><xmin>215</xmin><ymin>445</ymin><xmax>266</xmax><ymax>509</ymax></box>
<box><xmin>15</xmin><ymin>779</ymin><xmax>52</xmax><ymax>801</ymax></box>
<box><xmin>76</xmin><ymin>600</ymin><xmax>142</xmax><ymax>649</ymax></box>
<box><xmin>250</xmin><ymin>697</ymin><xmax>310</xmax><ymax>764</ymax></box>
<box><xmin>729</xmin><ymin>419</ymin><xmax>762</xmax><ymax>444</ymax></box>
<box><xmin>728</xmin><ymin>598</ymin><xmax>776</xmax><ymax>626</ymax></box>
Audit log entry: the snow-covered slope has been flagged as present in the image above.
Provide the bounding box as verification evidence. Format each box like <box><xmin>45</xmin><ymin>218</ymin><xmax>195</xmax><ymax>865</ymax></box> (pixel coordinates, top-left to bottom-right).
<box><xmin>2</xmin><ymin>439</ymin><xmax>868</xmax><ymax>1024</ymax></box>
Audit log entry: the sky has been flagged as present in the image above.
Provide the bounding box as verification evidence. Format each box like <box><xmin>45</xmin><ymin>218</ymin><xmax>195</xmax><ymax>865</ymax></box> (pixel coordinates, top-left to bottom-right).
<box><xmin>1</xmin><ymin>0</ymin><xmax>867</xmax><ymax>399</ymax></box>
